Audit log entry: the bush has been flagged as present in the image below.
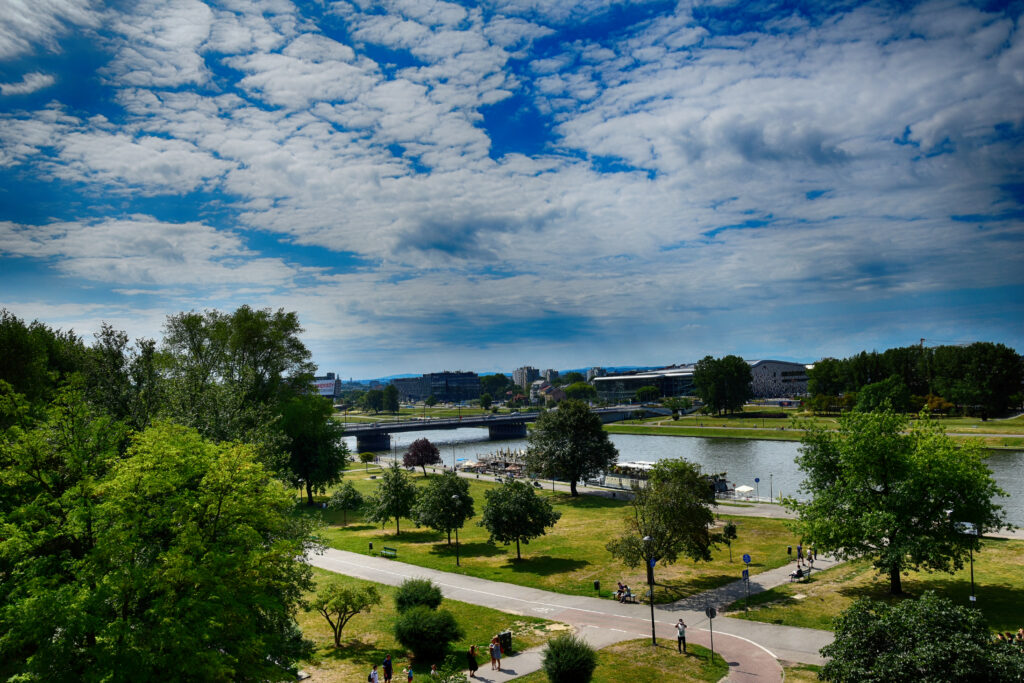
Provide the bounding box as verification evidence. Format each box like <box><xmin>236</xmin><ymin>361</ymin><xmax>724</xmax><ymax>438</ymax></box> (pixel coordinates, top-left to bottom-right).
<box><xmin>393</xmin><ymin>606</ymin><xmax>464</xmax><ymax>660</ymax></box>
<box><xmin>394</xmin><ymin>578</ymin><xmax>443</xmax><ymax>613</ymax></box>
<box><xmin>542</xmin><ymin>633</ymin><xmax>597</xmax><ymax>683</ymax></box>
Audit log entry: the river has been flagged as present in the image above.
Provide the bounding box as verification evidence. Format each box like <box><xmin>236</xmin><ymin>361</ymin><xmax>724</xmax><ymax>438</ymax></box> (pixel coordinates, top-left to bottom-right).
<box><xmin>343</xmin><ymin>429</ymin><xmax>1024</xmax><ymax>527</ymax></box>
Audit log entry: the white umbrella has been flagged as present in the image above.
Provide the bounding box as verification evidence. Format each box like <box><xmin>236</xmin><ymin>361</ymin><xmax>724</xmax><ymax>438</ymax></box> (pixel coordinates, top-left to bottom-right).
<box><xmin>735</xmin><ymin>485</ymin><xmax>755</xmax><ymax>493</ymax></box>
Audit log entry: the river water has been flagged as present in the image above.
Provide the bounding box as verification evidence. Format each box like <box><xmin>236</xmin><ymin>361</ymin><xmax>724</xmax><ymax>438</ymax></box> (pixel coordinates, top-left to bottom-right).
<box><xmin>343</xmin><ymin>429</ymin><xmax>1024</xmax><ymax>526</ymax></box>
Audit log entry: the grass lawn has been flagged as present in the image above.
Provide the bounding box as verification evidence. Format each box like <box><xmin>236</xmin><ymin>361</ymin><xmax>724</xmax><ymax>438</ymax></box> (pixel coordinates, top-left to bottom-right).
<box><xmin>514</xmin><ymin>639</ymin><xmax>729</xmax><ymax>683</ymax></box>
<box><xmin>782</xmin><ymin>662</ymin><xmax>824</xmax><ymax>682</ymax></box>
<box><xmin>722</xmin><ymin>538</ymin><xmax>1024</xmax><ymax>632</ymax></box>
<box><xmin>308</xmin><ymin>466</ymin><xmax>806</xmax><ymax>604</ymax></box>
<box><xmin>297</xmin><ymin>567</ymin><xmax>563</xmax><ymax>682</ymax></box>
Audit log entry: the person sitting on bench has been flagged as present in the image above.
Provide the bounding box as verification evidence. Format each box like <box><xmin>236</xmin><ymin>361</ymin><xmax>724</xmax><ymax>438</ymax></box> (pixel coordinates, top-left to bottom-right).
<box><xmin>620</xmin><ymin>586</ymin><xmax>634</xmax><ymax>603</ymax></box>
<box><xmin>789</xmin><ymin>567</ymin><xmax>804</xmax><ymax>581</ymax></box>
<box><xmin>614</xmin><ymin>582</ymin><xmax>626</xmax><ymax>600</ymax></box>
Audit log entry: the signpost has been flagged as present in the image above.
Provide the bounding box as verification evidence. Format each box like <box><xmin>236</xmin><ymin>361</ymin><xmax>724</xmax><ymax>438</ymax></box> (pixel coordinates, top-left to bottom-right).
<box><xmin>754</xmin><ymin>477</ymin><xmax>760</xmax><ymax>501</ymax></box>
<box><xmin>742</xmin><ymin>554</ymin><xmax>752</xmax><ymax>612</ymax></box>
<box><xmin>705</xmin><ymin>605</ymin><xmax>716</xmax><ymax>661</ymax></box>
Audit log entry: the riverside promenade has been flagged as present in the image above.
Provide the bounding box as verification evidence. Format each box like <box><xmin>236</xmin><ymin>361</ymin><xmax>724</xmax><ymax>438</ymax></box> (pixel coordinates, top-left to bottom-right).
<box><xmin>308</xmin><ymin>547</ymin><xmax>840</xmax><ymax>681</ymax></box>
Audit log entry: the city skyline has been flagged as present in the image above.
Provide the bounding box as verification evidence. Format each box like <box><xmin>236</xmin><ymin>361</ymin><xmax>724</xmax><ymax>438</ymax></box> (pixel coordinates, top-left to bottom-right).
<box><xmin>2</xmin><ymin>1</ymin><xmax>1023</xmax><ymax>378</ymax></box>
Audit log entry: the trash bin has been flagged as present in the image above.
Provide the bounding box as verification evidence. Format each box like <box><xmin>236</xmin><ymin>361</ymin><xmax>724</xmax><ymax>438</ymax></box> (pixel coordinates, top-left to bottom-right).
<box><xmin>499</xmin><ymin>630</ymin><xmax>512</xmax><ymax>654</ymax></box>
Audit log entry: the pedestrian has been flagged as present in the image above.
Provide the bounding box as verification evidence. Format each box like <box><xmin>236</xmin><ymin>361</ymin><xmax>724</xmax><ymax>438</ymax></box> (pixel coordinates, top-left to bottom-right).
<box><xmin>430</xmin><ymin>664</ymin><xmax>438</xmax><ymax>678</ymax></box>
<box><xmin>369</xmin><ymin>664</ymin><xmax>379</xmax><ymax>683</ymax></box>
<box><xmin>490</xmin><ymin>636</ymin><xmax>503</xmax><ymax>670</ymax></box>
<box><xmin>467</xmin><ymin>644</ymin><xmax>479</xmax><ymax>677</ymax></box>
<box><xmin>676</xmin><ymin>618</ymin><xmax>687</xmax><ymax>653</ymax></box>
<box><xmin>383</xmin><ymin>654</ymin><xmax>393</xmax><ymax>683</ymax></box>
<box><xmin>797</xmin><ymin>544</ymin><xmax>803</xmax><ymax>563</ymax></box>
<box><xmin>406</xmin><ymin>665</ymin><xmax>414</xmax><ymax>682</ymax></box>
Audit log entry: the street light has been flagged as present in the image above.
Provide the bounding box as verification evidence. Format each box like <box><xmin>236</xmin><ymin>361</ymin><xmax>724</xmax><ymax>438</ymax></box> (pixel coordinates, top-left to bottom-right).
<box><xmin>769</xmin><ymin>473</ymin><xmax>773</xmax><ymax>502</ymax></box>
<box><xmin>947</xmin><ymin>510</ymin><xmax>977</xmax><ymax>605</ymax></box>
<box><xmin>452</xmin><ymin>495</ymin><xmax>461</xmax><ymax>567</ymax></box>
<box><xmin>643</xmin><ymin>535</ymin><xmax>656</xmax><ymax>646</ymax></box>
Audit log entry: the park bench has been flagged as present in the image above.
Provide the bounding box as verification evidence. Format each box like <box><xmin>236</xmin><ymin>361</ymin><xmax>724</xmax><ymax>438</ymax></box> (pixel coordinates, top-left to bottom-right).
<box><xmin>381</xmin><ymin>547</ymin><xmax>398</xmax><ymax>558</ymax></box>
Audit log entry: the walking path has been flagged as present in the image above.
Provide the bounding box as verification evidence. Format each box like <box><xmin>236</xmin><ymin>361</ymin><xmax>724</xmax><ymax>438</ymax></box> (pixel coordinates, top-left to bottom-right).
<box><xmin>308</xmin><ymin>548</ymin><xmax>839</xmax><ymax>681</ymax></box>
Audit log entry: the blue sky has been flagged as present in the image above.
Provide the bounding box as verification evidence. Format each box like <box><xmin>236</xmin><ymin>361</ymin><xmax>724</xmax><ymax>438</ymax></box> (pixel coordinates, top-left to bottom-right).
<box><xmin>1</xmin><ymin>0</ymin><xmax>1023</xmax><ymax>379</ymax></box>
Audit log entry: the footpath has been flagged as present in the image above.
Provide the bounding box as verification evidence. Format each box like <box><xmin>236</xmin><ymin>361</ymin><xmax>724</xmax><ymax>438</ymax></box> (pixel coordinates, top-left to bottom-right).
<box><xmin>308</xmin><ymin>548</ymin><xmax>839</xmax><ymax>682</ymax></box>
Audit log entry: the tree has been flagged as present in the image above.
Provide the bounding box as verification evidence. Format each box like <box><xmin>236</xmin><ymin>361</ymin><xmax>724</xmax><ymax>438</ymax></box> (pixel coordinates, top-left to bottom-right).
<box><xmin>807</xmin><ymin>356</ymin><xmax>847</xmax><ymax>397</ymax></box>
<box><xmin>412</xmin><ymin>471</ymin><xmax>475</xmax><ymax>544</ymax></box>
<box><xmin>394</xmin><ymin>578</ymin><xmax>443</xmax><ymax>612</ymax></box>
<box><xmin>563</xmin><ymin>381</ymin><xmax>597</xmax><ymax>401</ymax></box>
<box><xmin>425</xmin><ymin>394</ymin><xmax>438</xmax><ymax>407</ymax></box>
<box><xmin>480</xmin><ymin>373</ymin><xmax>513</xmax><ymax>397</ymax></box>
<box><xmin>561</xmin><ymin>371</ymin><xmax>586</xmax><ymax>385</ymax></box>
<box><xmin>393</xmin><ymin>606</ymin><xmax>464</xmax><ymax>660</ymax></box>
<box><xmin>280</xmin><ymin>393</ymin><xmax>349</xmax><ymax>504</ymax></box>
<box><xmin>383</xmin><ymin>383</ymin><xmax>400</xmax><ymax>413</ymax></box>
<box><xmin>328</xmin><ymin>482</ymin><xmax>364</xmax><ymax>526</ymax></box>
<box><xmin>359</xmin><ymin>451</ymin><xmax>376</xmax><ymax>471</ymax></box>
<box><xmin>365</xmin><ymin>463</ymin><xmax>418</xmax><ymax>534</ymax></box>
<box><xmin>634</xmin><ymin>385</ymin><xmax>661</xmax><ymax>403</ymax></box>
<box><xmin>606</xmin><ymin>459</ymin><xmax>719</xmax><ymax>568</ymax></box>
<box><xmin>662</xmin><ymin>396</ymin><xmax>692</xmax><ymax>420</ymax></box>
<box><xmin>479</xmin><ymin>481</ymin><xmax>561</xmax><ymax>560</ymax></box>
<box><xmin>854</xmin><ymin>374</ymin><xmax>910</xmax><ymax>413</ymax></box>
<box><xmin>526</xmin><ymin>399</ymin><xmax>618</xmax><ymax>496</ymax></box>
<box><xmin>692</xmin><ymin>355</ymin><xmax>752</xmax><ymax>415</ymax></box>
<box><xmin>820</xmin><ymin>592</ymin><xmax>1024</xmax><ymax>682</ymax></box>
<box><xmin>404</xmin><ymin>437</ymin><xmax>442</xmax><ymax>476</ymax></box>
<box><xmin>0</xmin><ymin>309</ymin><xmax>86</xmax><ymax>408</ymax></box>
<box><xmin>722</xmin><ymin>520</ymin><xmax>738</xmax><ymax>562</ymax></box>
<box><xmin>479</xmin><ymin>392</ymin><xmax>493</xmax><ymax>410</ymax></box>
<box><xmin>362</xmin><ymin>389</ymin><xmax>384</xmax><ymax>413</ymax></box>
<box><xmin>312</xmin><ymin>582</ymin><xmax>381</xmax><ymax>648</ymax></box>
<box><xmin>542</xmin><ymin>633</ymin><xmax>598</xmax><ymax>683</ymax></box>
<box><xmin>787</xmin><ymin>410</ymin><xmax>1008</xmax><ymax>594</ymax></box>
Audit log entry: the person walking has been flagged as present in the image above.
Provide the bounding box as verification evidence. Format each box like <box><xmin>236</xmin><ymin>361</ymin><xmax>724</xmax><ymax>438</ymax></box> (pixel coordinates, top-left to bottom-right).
<box><xmin>490</xmin><ymin>636</ymin><xmax>502</xmax><ymax>670</ymax></box>
<box><xmin>369</xmin><ymin>664</ymin><xmax>379</xmax><ymax>683</ymax></box>
<box><xmin>676</xmin><ymin>618</ymin><xmax>687</xmax><ymax>653</ymax></box>
<box><xmin>467</xmin><ymin>644</ymin><xmax>479</xmax><ymax>678</ymax></box>
<box><xmin>382</xmin><ymin>654</ymin><xmax>393</xmax><ymax>683</ymax></box>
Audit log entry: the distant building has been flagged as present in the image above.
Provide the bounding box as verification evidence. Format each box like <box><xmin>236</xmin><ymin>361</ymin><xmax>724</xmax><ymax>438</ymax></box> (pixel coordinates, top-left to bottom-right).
<box><xmin>593</xmin><ymin>359</ymin><xmax>808</xmax><ymax>403</ymax></box>
<box><xmin>513</xmin><ymin>366</ymin><xmax>540</xmax><ymax>389</ymax></box>
<box><xmin>542</xmin><ymin>368</ymin><xmax>559</xmax><ymax>382</ymax></box>
<box><xmin>391</xmin><ymin>371</ymin><xmax>480</xmax><ymax>403</ymax></box>
<box><xmin>538</xmin><ymin>384</ymin><xmax>566</xmax><ymax>404</ymax></box>
<box><xmin>529</xmin><ymin>379</ymin><xmax>549</xmax><ymax>402</ymax></box>
<box><xmin>312</xmin><ymin>372</ymin><xmax>341</xmax><ymax>399</ymax></box>
<box><xmin>586</xmin><ymin>367</ymin><xmax>607</xmax><ymax>382</ymax></box>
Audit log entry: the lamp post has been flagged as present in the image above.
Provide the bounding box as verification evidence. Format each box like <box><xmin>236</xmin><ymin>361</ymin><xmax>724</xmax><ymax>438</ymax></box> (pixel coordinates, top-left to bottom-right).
<box><xmin>643</xmin><ymin>536</ymin><xmax>656</xmax><ymax>646</ymax></box>
<box><xmin>947</xmin><ymin>510</ymin><xmax>977</xmax><ymax>605</ymax></box>
<box><xmin>452</xmin><ymin>495</ymin><xmax>461</xmax><ymax>567</ymax></box>
<box><xmin>769</xmin><ymin>473</ymin><xmax>773</xmax><ymax>502</ymax></box>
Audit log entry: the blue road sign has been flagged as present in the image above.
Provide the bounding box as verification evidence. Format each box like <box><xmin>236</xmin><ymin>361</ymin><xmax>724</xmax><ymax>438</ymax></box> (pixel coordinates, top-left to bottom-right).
<box><xmin>742</xmin><ymin>553</ymin><xmax>751</xmax><ymax>565</ymax></box>
<box><xmin>755</xmin><ymin>477</ymin><xmax>760</xmax><ymax>483</ymax></box>
<box><xmin>742</xmin><ymin>569</ymin><xmax>749</xmax><ymax>580</ymax></box>
<box><xmin>648</xmin><ymin>557</ymin><xmax>657</xmax><ymax>569</ymax></box>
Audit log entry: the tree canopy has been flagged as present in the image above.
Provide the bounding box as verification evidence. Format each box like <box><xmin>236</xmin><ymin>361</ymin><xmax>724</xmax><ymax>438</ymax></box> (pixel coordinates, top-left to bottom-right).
<box><xmin>280</xmin><ymin>393</ymin><xmax>349</xmax><ymax>504</ymax></box>
<box><xmin>412</xmin><ymin>470</ymin><xmax>475</xmax><ymax>544</ymax></box>
<box><xmin>312</xmin><ymin>581</ymin><xmax>381</xmax><ymax>649</ymax></box>
<box><xmin>479</xmin><ymin>480</ymin><xmax>561</xmax><ymax>559</ymax></box>
<box><xmin>563</xmin><ymin>382</ymin><xmax>596</xmax><ymax>401</ymax></box>
<box><xmin>365</xmin><ymin>462</ymin><xmax>418</xmax><ymax>534</ymax></box>
<box><xmin>328</xmin><ymin>481</ymin><xmax>364</xmax><ymax>526</ymax></box>
<box><xmin>526</xmin><ymin>399</ymin><xmax>618</xmax><ymax>496</ymax></box>
<box><xmin>606</xmin><ymin>459</ymin><xmax>719</xmax><ymax>568</ymax></box>
<box><xmin>788</xmin><ymin>410</ymin><xmax>1007</xmax><ymax>594</ymax></box>
<box><xmin>633</xmin><ymin>385</ymin><xmax>661</xmax><ymax>403</ymax></box>
<box><xmin>480</xmin><ymin>373</ymin><xmax>515</xmax><ymax>398</ymax></box>
<box><xmin>383</xmin><ymin>383</ymin><xmax>400</xmax><ymax>413</ymax></box>
<box><xmin>692</xmin><ymin>355</ymin><xmax>752</xmax><ymax>415</ymax></box>
<box><xmin>404</xmin><ymin>437</ymin><xmax>442</xmax><ymax>476</ymax></box>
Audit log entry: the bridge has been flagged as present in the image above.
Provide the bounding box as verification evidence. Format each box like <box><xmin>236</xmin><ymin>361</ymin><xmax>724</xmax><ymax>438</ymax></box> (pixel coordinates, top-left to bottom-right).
<box><xmin>342</xmin><ymin>406</ymin><xmax>664</xmax><ymax>451</ymax></box>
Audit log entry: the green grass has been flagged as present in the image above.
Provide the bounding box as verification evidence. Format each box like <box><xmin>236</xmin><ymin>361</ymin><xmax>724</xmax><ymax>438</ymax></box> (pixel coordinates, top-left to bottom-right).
<box><xmin>782</xmin><ymin>662</ymin><xmax>824</xmax><ymax>682</ymax></box>
<box><xmin>308</xmin><ymin>467</ymin><xmax>806</xmax><ymax>604</ymax></box>
<box><xmin>297</xmin><ymin>567</ymin><xmax>563</xmax><ymax>682</ymax></box>
<box><xmin>514</xmin><ymin>639</ymin><xmax>729</xmax><ymax>682</ymax></box>
<box><xmin>605</xmin><ymin>423</ymin><xmax>805</xmax><ymax>442</ymax></box>
<box><xmin>722</xmin><ymin>538</ymin><xmax>1024</xmax><ymax>632</ymax></box>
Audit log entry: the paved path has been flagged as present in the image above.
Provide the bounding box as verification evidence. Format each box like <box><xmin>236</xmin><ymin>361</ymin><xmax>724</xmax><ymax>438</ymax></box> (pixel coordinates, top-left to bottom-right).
<box><xmin>309</xmin><ymin>548</ymin><xmax>838</xmax><ymax>681</ymax></box>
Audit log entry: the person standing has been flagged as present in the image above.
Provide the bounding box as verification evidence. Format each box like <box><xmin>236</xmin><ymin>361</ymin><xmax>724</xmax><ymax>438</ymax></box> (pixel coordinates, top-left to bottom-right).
<box><xmin>467</xmin><ymin>644</ymin><xmax>479</xmax><ymax>678</ymax></box>
<box><xmin>676</xmin><ymin>618</ymin><xmax>687</xmax><ymax>653</ymax></box>
<box><xmin>369</xmin><ymin>664</ymin><xmax>379</xmax><ymax>683</ymax></box>
<box><xmin>382</xmin><ymin>654</ymin><xmax>393</xmax><ymax>683</ymax></box>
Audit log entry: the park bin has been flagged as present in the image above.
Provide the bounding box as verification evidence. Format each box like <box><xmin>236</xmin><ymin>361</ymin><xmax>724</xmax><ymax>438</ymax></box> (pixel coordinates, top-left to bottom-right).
<box><xmin>498</xmin><ymin>630</ymin><xmax>512</xmax><ymax>654</ymax></box>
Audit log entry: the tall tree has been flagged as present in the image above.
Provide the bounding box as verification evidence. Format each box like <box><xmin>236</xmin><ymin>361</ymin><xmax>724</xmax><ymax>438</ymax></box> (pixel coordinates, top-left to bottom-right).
<box><xmin>280</xmin><ymin>393</ymin><xmax>349</xmax><ymax>504</ymax></box>
<box><xmin>480</xmin><ymin>373</ymin><xmax>513</xmax><ymax>397</ymax></box>
<box><xmin>606</xmin><ymin>459</ymin><xmax>719</xmax><ymax>568</ymax></box>
<box><xmin>328</xmin><ymin>482</ymin><xmax>364</xmax><ymax>526</ymax></box>
<box><xmin>563</xmin><ymin>382</ymin><xmax>597</xmax><ymax>402</ymax></box>
<box><xmin>404</xmin><ymin>437</ymin><xmax>442</xmax><ymax>476</ymax></box>
<box><xmin>692</xmin><ymin>355</ymin><xmax>752</xmax><ymax>415</ymax></box>
<box><xmin>634</xmin><ymin>385</ymin><xmax>661</xmax><ymax>403</ymax></box>
<box><xmin>383</xmin><ymin>383</ymin><xmax>400</xmax><ymax>413</ymax></box>
<box><xmin>362</xmin><ymin>389</ymin><xmax>384</xmax><ymax>413</ymax></box>
<box><xmin>365</xmin><ymin>463</ymin><xmax>418</xmax><ymax>534</ymax></box>
<box><xmin>0</xmin><ymin>309</ymin><xmax>85</xmax><ymax>408</ymax></box>
<box><xmin>479</xmin><ymin>480</ymin><xmax>561</xmax><ymax>560</ymax></box>
<box><xmin>412</xmin><ymin>471</ymin><xmax>475</xmax><ymax>544</ymax></box>
<box><xmin>787</xmin><ymin>410</ymin><xmax>1007</xmax><ymax>594</ymax></box>
<box><xmin>854</xmin><ymin>375</ymin><xmax>910</xmax><ymax>413</ymax></box>
<box><xmin>479</xmin><ymin>392</ymin><xmax>493</xmax><ymax>410</ymax></box>
<box><xmin>526</xmin><ymin>399</ymin><xmax>618</xmax><ymax>496</ymax></box>
<box><xmin>311</xmin><ymin>582</ymin><xmax>381</xmax><ymax>648</ymax></box>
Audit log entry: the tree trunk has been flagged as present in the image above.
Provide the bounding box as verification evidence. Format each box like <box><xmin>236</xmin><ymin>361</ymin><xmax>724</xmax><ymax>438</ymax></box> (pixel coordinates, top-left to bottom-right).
<box><xmin>342</xmin><ymin>509</ymin><xmax>347</xmax><ymax>526</ymax></box>
<box><xmin>333</xmin><ymin>626</ymin><xmax>342</xmax><ymax>648</ymax></box>
<box><xmin>889</xmin><ymin>566</ymin><xmax>903</xmax><ymax>595</ymax></box>
<box><xmin>570</xmin><ymin>479</ymin><xmax>578</xmax><ymax>496</ymax></box>
<box><xmin>422</xmin><ymin>465</ymin><xmax>427</xmax><ymax>477</ymax></box>
<box><xmin>306</xmin><ymin>481</ymin><xmax>314</xmax><ymax>505</ymax></box>
<box><xmin>516</xmin><ymin>538</ymin><xmax>521</xmax><ymax>560</ymax></box>
<box><xmin>396</xmin><ymin>518</ymin><xmax>400</xmax><ymax>535</ymax></box>
<box><xmin>447</xmin><ymin>529</ymin><xmax>452</xmax><ymax>545</ymax></box>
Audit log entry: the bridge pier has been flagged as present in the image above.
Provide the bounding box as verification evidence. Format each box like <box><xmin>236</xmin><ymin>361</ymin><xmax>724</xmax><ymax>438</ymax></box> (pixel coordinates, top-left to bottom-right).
<box><xmin>488</xmin><ymin>422</ymin><xmax>527</xmax><ymax>440</ymax></box>
<box><xmin>356</xmin><ymin>432</ymin><xmax>391</xmax><ymax>452</ymax></box>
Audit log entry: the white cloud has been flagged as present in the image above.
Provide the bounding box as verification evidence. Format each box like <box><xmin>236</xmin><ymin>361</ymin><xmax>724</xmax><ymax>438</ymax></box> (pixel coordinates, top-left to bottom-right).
<box><xmin>105</xmin><ymin>0</ymin><xmax>214</xmax><ymax>87</ymax></box>
<box><xmin>0</xmin><ymin>0</ymin><xmax>99</xmax><ymax>59</ymax></box>
<box><xmin>0</xmin><ymin>72</ymin><xmax>56</xmax><ymax>95</ymax></box>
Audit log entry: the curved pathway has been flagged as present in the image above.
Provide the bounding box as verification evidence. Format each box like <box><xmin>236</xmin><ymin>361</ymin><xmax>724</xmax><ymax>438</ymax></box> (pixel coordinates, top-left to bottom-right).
<box><xmin>308</xmin><ymin>547</ymin><xmax>835</xmax><ymax>681</ymax></box>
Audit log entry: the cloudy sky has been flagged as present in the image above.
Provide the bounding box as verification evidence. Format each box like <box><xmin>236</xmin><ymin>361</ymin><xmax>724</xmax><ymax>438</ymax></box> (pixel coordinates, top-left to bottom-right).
<box><xmin>1</xmin><ymin>0</ymin><xmax>1022</xmax><ymax>379</ymax></box>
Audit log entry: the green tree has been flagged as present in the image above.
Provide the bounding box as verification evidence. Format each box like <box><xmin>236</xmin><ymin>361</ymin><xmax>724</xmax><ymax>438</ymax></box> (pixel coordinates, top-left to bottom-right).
<box><xmin>0</xmin><ymin>309</ymin><xmax>85</xmax><ymax>408</ymax></box>
<box><xmin>328</xmin><ymin>482</ymin><xmax>364</xmax><ymax>526</ymax></box>
<box><xmin>362</xmin><ymin>389</ymin><xmax>384</xmax><ymax>413</ymax></box>
<box><xmin>634</xmin><ymin>385</ymin><xmax>661</xmax><ymax>403</ymax></box>
<box><xmin>393</xmin><ymin>606</ymin><xmax>464</xmax><ymax>660</ymax></box>
<box><xmin>606</xmin><ymin>459</ymin><xmax>719</xmax><ymax>568</ymax></box>
<box><xmin>404</xmin><ymin>437</ymin><xmax>441</xmax><ymax>476</ymax></box>
<box><xmin>412</xmin><ymin>470</ymin><xmax>475</xmax><ymax>544</ymax></box>
<box><xmin>807</xmin><ymin>356</ymin><xmax>847</xmax><ymax>397</ymax></box>
<box><xmin>281</xmin><ymin>393</ymin><xmax>349</xmax><ymax>504</ymax></box>
<box><xmin>563</xmin><ymin>382</ymin><xmax>597</xmax><ymax>402</ymax></box>
<box><xmin>394</xmin><ymin>578</ymin><xmax>443</xmax><ymax>612</ymax></box>
<box><xmin>312</xmin><ymin>582</ymin><xmax>381</xmax><ymax>648</ymax></box>
<box><xmin>788</xmin><ymin>410</ymin><xmax>1007</xmax><ymax>594</ymax></box>
<box><xmin>854</xmin><ymin>374</ymin><xmax>910</xmax><ymax>413</ymax></box>
<box><xmin>526</xmin><ymin>399</ymin><xmax>618</xmax><ymax>496</ymax></box>
<box><xmin>425</xmin><ymin>394</ymin><xmax>438</xmax><ymax>407</ymax></box>
<box><xmin>722</xmin><ymin>520</ymin><xmax>738</xmax><ymax>562</ymax></box>
<box><xmin>662</xmin><ymin>396</ymin><xmax>692</xmax><ymax>420</ymax></box>
<box><xmin>365</xmin><ymin>462</ymin><xmax>418</xmax><ymax>534</ymax></box>
<box><xmin>479</xmin><ymin>392</ymin><xmax>493</xmax><ymax>410</ymax></box>
<box><xmin>820</xmin><ymin>592</ymin><xmax>1024</xmax><ymax>682</ymax></box>
<box><xmin>561</xmin><ymin>371</ymin><xmax>586</xmax><ymax>385</ymax></box>
<box><xmin>693</xmin><ymin>355</ymin><xmax>752</xmax><ymax>415</ymax></box>
<box><xmin>359</xmin><ymin>451</ymin><xmax>376</xmax><ymax>471</ymax></box>
<box><xmin>383</xmin><ymin>383</ymin><xmax>400</xmax><ymax>413</ymax></box>
<box><xmin>480</xmin><ymin>373</ymin><xmax>513</xmax><ymax>398</ymax></box>
<box><xmin>479</xmin><ymin>481</ymin><xmax>561</xmax><ymax>560</ymax></box>
<box><xmin>542</xmin><ymin>633</ymin><xmax>598</xmax><ymax>683</ymax></box>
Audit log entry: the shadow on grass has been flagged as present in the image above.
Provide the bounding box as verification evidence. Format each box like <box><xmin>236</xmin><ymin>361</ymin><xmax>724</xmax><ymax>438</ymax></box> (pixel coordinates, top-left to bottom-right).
<box><xmin>372</xmin><ymin>529</ymin><xmax>446</xmax><ymax>543</ymax></box>
<box><xmin>315</xmin><ymin>640</ymin><xmax>473</xmax><ymax>672</ymax></box>
<box><xmin>504</xmin><ymin>555</ymin><xmax>589</xmax><ymax>576</ymax></box>
<box><xmin>549</xmin><ymin>493</ymin><xmax>628</xmax><ymax>510</ymax></box>
<box><xmin>428</xmin><ymin>541</ymin><xmax>505</xmax><ymax>559</ymax></box>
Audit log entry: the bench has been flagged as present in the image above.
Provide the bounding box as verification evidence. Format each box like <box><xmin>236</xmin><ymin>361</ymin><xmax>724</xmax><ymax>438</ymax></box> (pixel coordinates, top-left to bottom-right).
<box><xmin>617</xmin><ymin>592</ymin><xmax>638</xmax><ymax>604</ymax></box>
<box><xmin>380</xmin><ymin>547</ymin><xmax>397</xmax><ymax>558</ymax></box>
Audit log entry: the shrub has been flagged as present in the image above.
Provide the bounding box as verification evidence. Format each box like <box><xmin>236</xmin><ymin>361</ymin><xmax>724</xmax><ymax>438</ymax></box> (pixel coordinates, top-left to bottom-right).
<box><xmin>542</xmin><ymin>633</ymin><xmax>597</xmax><ymax>683</ymax></box>
<box><xmin>393</xmin><ymin>606</ymin><xmax>463</xmax><ymax>660</ymax></box>
<box><xmin>394</xmin><ymin>578</ymin><xmax>443</xmax><ymax>613</ymax></box>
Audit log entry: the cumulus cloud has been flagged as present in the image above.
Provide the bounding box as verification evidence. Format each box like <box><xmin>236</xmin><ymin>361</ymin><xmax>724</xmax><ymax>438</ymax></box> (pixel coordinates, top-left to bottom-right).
<box><xmin>0</xmin><ymin>0</ymin><xmax>99</xmax><ymax>59</ymax></box>
<box><xmin>0</xmin><ymin>72</ymin><xmax>56</xmax><ymax>95</ymax></box>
